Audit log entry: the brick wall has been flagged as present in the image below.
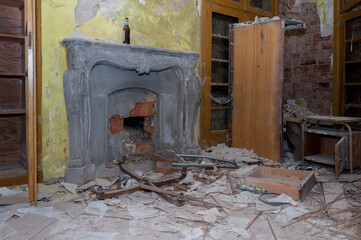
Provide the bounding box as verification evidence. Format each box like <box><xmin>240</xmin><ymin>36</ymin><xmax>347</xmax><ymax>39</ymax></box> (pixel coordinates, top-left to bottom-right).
<box><xmin>279</xmin><ymin>0</ymin><xmax>333</xmax><ymax>115</ymax></box>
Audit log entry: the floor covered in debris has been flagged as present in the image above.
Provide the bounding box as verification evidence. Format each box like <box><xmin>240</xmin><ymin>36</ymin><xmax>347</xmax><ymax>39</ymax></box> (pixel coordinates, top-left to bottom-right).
<box><xmin>0</xmin><ymin>145</ymin><xmax>360</xmax><ymax>240</ymax></box>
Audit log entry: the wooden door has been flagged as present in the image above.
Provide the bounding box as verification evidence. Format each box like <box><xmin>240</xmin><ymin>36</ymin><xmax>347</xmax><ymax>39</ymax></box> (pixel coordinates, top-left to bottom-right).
<box><xmin>333</xmin><ymin>0</ymin><xmax>361</xmax><ymax>117</ymax></box>
<box><xmin>335</xmin><ymin>136</ymin><xmax>347</xmax><ymax>178</ymax></box>
<box><xmin>230</xmin><ymin>19</ymin><xmax>284</xmax><ymax>162</ymax></box>
<box><xmin>200</xmin><ymin>1</ymin><xmax>256</xmax><ymax>147</ymax></box>
<box><xmin>0</xmin><ymin>0</ymin><xmax>37</xmax><ymax>201</ymax></box>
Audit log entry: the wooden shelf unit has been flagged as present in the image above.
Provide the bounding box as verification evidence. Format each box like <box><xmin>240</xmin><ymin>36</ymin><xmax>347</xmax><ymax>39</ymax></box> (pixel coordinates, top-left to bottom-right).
<box><xmin>334</xmin><ymin>1</ymin><xmax>361</xmax><ymax>117</ymax></box>
<box><xmin>0</xmin><ymin>0</ymin><xmax>37</xmax><ymax>197</ymax></box>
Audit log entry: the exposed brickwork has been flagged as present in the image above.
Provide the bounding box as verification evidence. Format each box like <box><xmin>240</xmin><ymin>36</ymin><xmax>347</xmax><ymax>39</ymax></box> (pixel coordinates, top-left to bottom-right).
<box><xmin>129</xmin><ymin>100</ymin><xmax>156</xmax><ymax>117</ymax></box>
<box><xmin>279</xmin><ymin>0</ymin><xmax>333</xmax><ymax>114</ymax></box>
<box><xmin>109</xmin><ymin>114</ymin><xmax>124</xmax><ymax>134</ymax></box>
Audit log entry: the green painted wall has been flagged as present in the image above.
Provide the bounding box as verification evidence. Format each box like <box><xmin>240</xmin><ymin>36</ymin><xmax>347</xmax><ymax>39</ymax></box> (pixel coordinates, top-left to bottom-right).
<box><xmin>41</xmin><ymin>0</ymin><xmax>200</xmax><ymax>179</ymax></box>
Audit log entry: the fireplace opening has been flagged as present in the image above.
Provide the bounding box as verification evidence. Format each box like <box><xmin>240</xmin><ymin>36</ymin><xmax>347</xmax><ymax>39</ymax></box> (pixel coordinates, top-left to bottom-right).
<box><xmin>124</xmin><ymin>116</ymin><xmax>152</xmax><ymax>144</ymax></box>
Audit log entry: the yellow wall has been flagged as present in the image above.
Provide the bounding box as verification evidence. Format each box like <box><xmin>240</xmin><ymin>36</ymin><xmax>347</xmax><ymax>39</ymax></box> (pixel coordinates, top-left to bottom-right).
<box><xmin>41</xmin><ymin>0</ymin><xmax>200</xmax><ymax>179</ymax></box>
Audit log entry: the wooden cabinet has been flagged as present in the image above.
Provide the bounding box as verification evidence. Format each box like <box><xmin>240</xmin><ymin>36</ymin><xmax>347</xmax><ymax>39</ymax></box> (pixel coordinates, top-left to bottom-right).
<box><xmin>200</xmin><ymin>0</ymin><xmax>277</xmax><ymax>147</ymax></box>
<box><xmin>302</xmin><ymin>116</ymin><xmax>361</xmax><ymax>178</ymax></box>
<box><xmin>334</xmin><ymin>0</ymin><xmax>361</xmax><ymax>117</ymax></box>
<box><xmin>0</xmin><ymin>0</ymin><xmax>37</xmax><ymax>201</ymax></box>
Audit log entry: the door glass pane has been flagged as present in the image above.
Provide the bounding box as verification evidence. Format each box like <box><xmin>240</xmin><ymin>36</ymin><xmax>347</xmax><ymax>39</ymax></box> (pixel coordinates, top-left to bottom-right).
<box><xmin>250</xmin><ymin>0</ymin><xmax>271</xmax><ymax>12</ymax></box>
<box><xmin>346</xmin><ymin>17</ymin><xmax>361</xmax><ymax>40</ymax></box>
<box><xmin>211</xmin><ymin>61</ymin><xmax>228</xmax><ymax>84</ymax></box>
<box><xmin>211</xmin><ymin>86</ymin><xmax>229</xmax><ymax>108</ymax></box>
<box><xmin>345</xmin><ymin>63</ymin><xmax>361</xmax><ymax>83</ymax></box>
<box><xmin>345</xmin><ymin>86</ymin><xmax>361</xmax><ymax>104</ymax></box>
<box><xmin>211</xmin><ymin>37</ymin><xmax>229</xmax><ymax>60</ymax></box>
<box><xmin>212</xmin><ymin>12</ymin><xmax>238</xmax><ymax>37</ymax></box>
<box><xmin>345</xmin><ymin>41</ymin><xmax>361</xmax><ymax>62</ymax></box>
<box><xmin>210</xmin><ymin>109</ymin><xmax>228</xmax><ymax>131</ymax></box>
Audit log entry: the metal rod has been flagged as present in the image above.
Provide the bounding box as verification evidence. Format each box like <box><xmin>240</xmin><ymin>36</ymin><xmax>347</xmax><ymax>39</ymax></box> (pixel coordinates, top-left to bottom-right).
<box><xmin>172</xmin><ymin>163</ymin><xmax>237</xmax><ymax>169</ymax></box>
<box><xmin>176</xmin><ymin>154</ymin><xmax>237</xmax><ymax>166</ymax></box>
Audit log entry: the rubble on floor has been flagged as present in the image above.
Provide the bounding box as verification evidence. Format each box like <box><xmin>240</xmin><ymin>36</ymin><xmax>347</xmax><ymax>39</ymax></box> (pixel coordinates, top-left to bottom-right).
<box><xmin>0</xmin><ymin>144</ymin><xmax>360</xmax><ymax>240</ymax></box>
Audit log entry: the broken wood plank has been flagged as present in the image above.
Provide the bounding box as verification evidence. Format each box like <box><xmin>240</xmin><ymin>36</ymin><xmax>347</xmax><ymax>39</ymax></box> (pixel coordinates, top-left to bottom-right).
<box><xmin>245</xmin><ymin>211</ymin><xmax>262</xmax><ymax>231</ymax></box>
<box><xmin>3</xmin><ymin>213</ymin><xmax>56</xmax><ymax>240</ymax></box>
<box><xmin>0</xmin><ymin>192</ymin><xmax>28</xmax><ymax>205</ymax></box>
<box><xmin>328</xmin><ymin>229</ymin><xmax>361</xmax><ymax>240</ymax></box>
<box><xmin>322</xmin><ymin>182</ymin><xmax>351</xmax><ymax>219</ymax></box>
<box><xmin>267</xmin><ymin>217</ymin><xmax>278</xmax><ymax>240</ymax></box>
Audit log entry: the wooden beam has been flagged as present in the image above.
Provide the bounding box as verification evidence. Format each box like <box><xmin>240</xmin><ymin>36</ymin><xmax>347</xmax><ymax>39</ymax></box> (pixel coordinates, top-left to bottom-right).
<box><xmin>35</xmin><ymin>0</ymin><xmax>42</xmax><ymax>183</ymax></box>
<box><xmin>26</xmin><ymin>0</ymin><xmax>37</xmax><ymax>202</ymax></box>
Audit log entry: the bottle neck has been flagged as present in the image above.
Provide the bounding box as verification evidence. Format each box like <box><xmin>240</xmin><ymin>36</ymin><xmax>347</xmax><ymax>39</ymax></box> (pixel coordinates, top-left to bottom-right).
<box><xmin>125</xmin><ymin>18</ymin><xmax>129</xmax><ymax>26</ymax></box>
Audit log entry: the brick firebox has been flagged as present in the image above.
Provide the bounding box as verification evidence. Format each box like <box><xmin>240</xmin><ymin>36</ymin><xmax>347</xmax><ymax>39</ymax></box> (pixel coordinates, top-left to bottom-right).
<box><xmin>109</xmin><ymin>95</ymin><xmax>158</xmax><ymax>156</ymax></box>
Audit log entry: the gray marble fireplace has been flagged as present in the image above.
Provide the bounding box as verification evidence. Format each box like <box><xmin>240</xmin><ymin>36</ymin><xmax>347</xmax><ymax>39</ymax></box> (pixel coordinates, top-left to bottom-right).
<box><xmin>61</xmin><ymin>33</ymin><xmax>201</xmax><ymax>184</ymax></box>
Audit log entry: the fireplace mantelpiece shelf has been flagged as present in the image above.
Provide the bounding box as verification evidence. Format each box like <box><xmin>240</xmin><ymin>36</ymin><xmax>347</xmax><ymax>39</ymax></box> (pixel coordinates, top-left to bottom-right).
<box><xmin>61</xmin><ymin>33</ymin><xmax>201</xmax><ymax>184</ymax></box>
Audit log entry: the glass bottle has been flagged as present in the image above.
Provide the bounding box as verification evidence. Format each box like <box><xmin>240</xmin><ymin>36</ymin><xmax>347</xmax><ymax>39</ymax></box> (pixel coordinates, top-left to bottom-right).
<box><xmin>123</xmin><ymin>18</ymin><xmax>130</xmax><ymax>44</ymax></box>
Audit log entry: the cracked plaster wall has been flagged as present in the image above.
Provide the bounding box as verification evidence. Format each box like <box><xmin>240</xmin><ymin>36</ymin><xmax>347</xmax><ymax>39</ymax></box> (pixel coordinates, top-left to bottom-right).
<box><xmin>41</xmin><ymin>0</ymin><xmax>200</xmax><ymax>179</ymax></box>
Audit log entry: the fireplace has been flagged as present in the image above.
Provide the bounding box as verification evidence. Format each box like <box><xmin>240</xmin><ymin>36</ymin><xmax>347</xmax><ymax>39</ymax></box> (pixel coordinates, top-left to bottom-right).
<box><xmin>61</xmin><ymin>33</ymin><xmax>201</xmax><ymax>183</ymax></box>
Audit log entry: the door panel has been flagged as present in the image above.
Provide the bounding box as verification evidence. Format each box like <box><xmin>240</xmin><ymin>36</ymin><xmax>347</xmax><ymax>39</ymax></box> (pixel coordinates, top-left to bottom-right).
<box><xmin>335</xmin><ymin>136</ymin><xmax>347</xmax><ymax>178</ymax></box>
<box><xmin>230</xmin><ymin>19</ymin><xmax>284</xmax><ymax>162</ymax></box>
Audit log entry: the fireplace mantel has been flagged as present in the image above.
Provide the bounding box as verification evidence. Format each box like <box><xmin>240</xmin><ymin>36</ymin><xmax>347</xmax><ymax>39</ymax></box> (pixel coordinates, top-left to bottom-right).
<box><xmin>61</xmin><ymin>33</ymin><xmax>201</xmax><ymax>183</ymax></box>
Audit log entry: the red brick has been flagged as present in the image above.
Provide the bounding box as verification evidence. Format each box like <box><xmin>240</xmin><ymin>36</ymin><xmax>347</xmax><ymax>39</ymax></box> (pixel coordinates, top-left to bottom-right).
<box><xmin>314</xmin><ymin>90</ymin><xmax>331</xmax><ymax>100</ymax></box>
<box><xmin>317</xmin><ymin>50</ymin><xmax>332</xmax><ymax>64</ymax></box>
<box><xmin>294</xmin><ymin>66</ymin><xmax>311</xmax><ymax>75</ymax></box>
<box><xmin>284</xmin><ymin>67</ymin><xmax>292</xmax><ymax>77</ymax></box>
<box><xmin>293</xmin><ymin>82</ymin><xmax>313</xmax><ymax>91</ymax></box>
<box><xmin>312</xmin><ymin>82</ymin><xmax>330</xmax><ymax>91</ymax></box>
<box><xmin>135</xmin><ymin>143</ymin><xmax>154</xmax><ymax>155</ymax></box>
<box><xmin>321</xmin><ymin>40</ymin><xmax>333</xmax><ymax>49</ymax></box>
<box><xmin>314</xmin><ymin>72</ymin><xmax>333</xmax><ymax>82</ymax></box>
<box><xmin>291</xmin><ymin>53</ymin><xmax>301</xmax><ymax>66</ymax></box>
<box><xmin>295</xmin><ymin>74</ymin><xmax>316</xmax><ymax>82</ymax></box>
<box><xmin>313</xmin><ymin>33</ymin><xmax>330</xmax><ymax>42</ymax></box>
<box><xmin>155</xmin><ymin>162</ymin><xmax>180</xmax><ymax>174</ymax></box>
<box><xmin>313</xmin><ymin>65</ymin><xmax>330</xmax><ymax>73</ymax></box>
<box><xmin>129</xmin><ymin>100</ymin><xmax>156</xmax><ymax>117</ymax></box>
<box><xmin>109</xmin><ymin>114</ymin><xmax>124</xmax><ymax>135</ymax></box>
<box><xmin>306</xmin><ymin>25</ymin><xmax>320</xmax><ymax>35</ymax></box>
<box><xmin>306</xmin><ymin>42</ymin><xmax>320</xmax><ymax>51</ymax></box>
<box><xmin>300</xmin><ymin>52</ymin><xmax>316</xmax><ymax>65</ymax></box>
<box><xmin>302</xmin><ymin>34</ymin><xmax>313</xmax><ymax>44</ymax></box>
<box><xmin>151</xmin><ymin>152</ymin><xmax>177</xmax><ymax>163</ymax></box>
<box><xmin>293</xmin><ymin>91</ymin><xmax>316</xmax><ymax>99</ymax></box>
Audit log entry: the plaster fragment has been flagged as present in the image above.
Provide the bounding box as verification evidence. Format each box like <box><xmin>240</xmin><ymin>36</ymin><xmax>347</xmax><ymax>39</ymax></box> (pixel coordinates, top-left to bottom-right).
<box><xmin>75</xmin><ymin>0</ymin><xmax>100</xmax><ymax>28</ymax></box>
<box><xmin>170</xmin><ymin>0</ymin><xmax>188</xmax><ymax>13</ymax></box>
<box><xmin>197</xmin><ymin>0</ymin><xmax>201</xmax><ymax>16</ymax></box>
<box><xmin>75</xmin><ymin>0</ymin><xmax>125</xmax><ymax>28</ymax></box>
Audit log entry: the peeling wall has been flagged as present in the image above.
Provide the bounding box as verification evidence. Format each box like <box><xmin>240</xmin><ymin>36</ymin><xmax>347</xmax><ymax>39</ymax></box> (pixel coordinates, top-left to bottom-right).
<box><xmin>279</xmin><ymin>0</ymin><xmax>334</xmax><ymax>115</ymax></box>
<box><xmin>41</xmin><ymin>0</ymin><xmax>200</xmax><ymax>179</ymax></box>
<box><xmin>294</xmin><ymin>0</ymin><xmax>333</xmax><ymax>37</ymax></box>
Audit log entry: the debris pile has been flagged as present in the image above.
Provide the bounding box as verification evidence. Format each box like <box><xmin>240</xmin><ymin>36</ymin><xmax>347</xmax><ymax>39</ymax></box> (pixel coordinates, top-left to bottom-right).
<box><xmin>283</xmin><ymin>98</ymin><xmax>315</xmax><ymax>118</ymax></box>
<box><xmin>0</xmin><ymin>144</ymin><xmax>360</xmax><ymax>239</ymax></box>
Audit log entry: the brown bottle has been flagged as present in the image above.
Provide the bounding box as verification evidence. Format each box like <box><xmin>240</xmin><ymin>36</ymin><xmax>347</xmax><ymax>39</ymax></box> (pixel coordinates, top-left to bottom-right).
<box><xmin>123</xmin><ymin>18</ymin><xmax>130</xmax><ymax>44</ymax></box>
